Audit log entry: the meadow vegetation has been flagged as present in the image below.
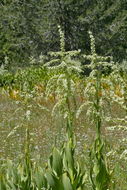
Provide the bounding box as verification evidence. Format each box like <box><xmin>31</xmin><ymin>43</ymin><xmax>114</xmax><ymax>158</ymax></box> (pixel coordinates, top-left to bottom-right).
<box><xmin>0</xmin><ymin>28</ymin><xmax>127</xmax><ymax>190</ymax></box>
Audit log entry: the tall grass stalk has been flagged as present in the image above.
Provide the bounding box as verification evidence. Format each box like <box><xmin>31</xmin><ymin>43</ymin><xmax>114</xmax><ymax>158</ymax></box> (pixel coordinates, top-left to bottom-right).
<box><xmin>45</xmin><ymin>25</ymin><xmax>82</xmax><ymax>139</ymax></box>
<box><xmin>42</xmin><ymin>26</ymin><xmax>86</xmax><ymax>189</ymax></box>
<box><xmin>81</xmin><ymin>31</ymin><xmax>111</xmax><ymax>190</ymax></box>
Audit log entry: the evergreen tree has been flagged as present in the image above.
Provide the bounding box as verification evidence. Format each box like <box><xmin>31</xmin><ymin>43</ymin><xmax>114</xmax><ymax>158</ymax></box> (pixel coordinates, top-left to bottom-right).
<box><xmin>0</xmin><ymin>0</ymin><xmax>126</xmax><ymax>67</ymax></box>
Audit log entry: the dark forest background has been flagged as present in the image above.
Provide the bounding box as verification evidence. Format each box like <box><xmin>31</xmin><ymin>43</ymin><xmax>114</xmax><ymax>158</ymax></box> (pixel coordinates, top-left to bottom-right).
<box><xmin>0</xmin><ymin>0</ymin><xmax>127</xmax><ymax>68</ymax></box>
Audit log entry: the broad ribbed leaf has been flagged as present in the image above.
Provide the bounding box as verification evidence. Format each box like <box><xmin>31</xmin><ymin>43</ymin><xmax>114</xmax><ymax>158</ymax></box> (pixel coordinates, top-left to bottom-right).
<box><xmin>52</xmin><ymin>148</ymin><xmax>63</xmax><ymax>176</ymax></box>
<box><xmin>62</xmin><ymin>173</ymin><xmax>73</xmax><ymax>190</ymax></box>
<box><xmin>64</xmin><ymin>140</ymin><xmax>74</xmax><ymax>171</ymax></box>
<box><xmin>0</xmin><ymin>176</ymin><xmax>6</xmax><ymax>190</ymax></box>
<box><xmin>45</xmin><ymin>171</ymin><xmax>56</xmax><ymax>189</ymax></box>
<box><xmin>34</xmin><ymin>168</ymin><xmax>47</xmax><ymax>190</ymax></box>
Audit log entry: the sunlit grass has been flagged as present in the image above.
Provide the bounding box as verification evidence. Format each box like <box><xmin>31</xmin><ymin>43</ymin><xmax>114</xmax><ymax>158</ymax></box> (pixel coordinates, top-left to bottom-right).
<box><xmin>0</xmin><ymin>29</ymin><xmax>127</xmax><ymax>189</ymax></box>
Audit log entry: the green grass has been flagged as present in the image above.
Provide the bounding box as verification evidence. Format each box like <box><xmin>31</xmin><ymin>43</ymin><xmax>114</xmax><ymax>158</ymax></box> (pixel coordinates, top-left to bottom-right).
<box><xmin>0</xmin><ymin>73</ymin><xmax>127</xmax><ymax>189</ymax></box>
<box><xmin>0</xmin><ymin>29</ymin><xmax>127</xmax><ymax>189</ymax></box>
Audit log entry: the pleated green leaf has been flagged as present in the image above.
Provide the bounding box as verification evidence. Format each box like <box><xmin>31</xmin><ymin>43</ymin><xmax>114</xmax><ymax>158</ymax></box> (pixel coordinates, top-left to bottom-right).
<box><xmin>62</xmin><ymin>173</ymin><xmax>73</xmax><ymax>190</ymax></box>
<box><xmin>52</xmin><ymin>147</ymin><xmax>63</xmax><ymax>176</ymax></box>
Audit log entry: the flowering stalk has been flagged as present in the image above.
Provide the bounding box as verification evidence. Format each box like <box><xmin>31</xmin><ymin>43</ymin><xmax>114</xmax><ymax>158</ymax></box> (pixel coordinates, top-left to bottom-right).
<box><xmin>82</xmin><ymin>31</ymin><xmax>111</xmax><ymax>190</ymax></box>
<box><xmin>45</xmin><ymin>25</ymin><xmax>81</xmax><ymax>140</ymax></box>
